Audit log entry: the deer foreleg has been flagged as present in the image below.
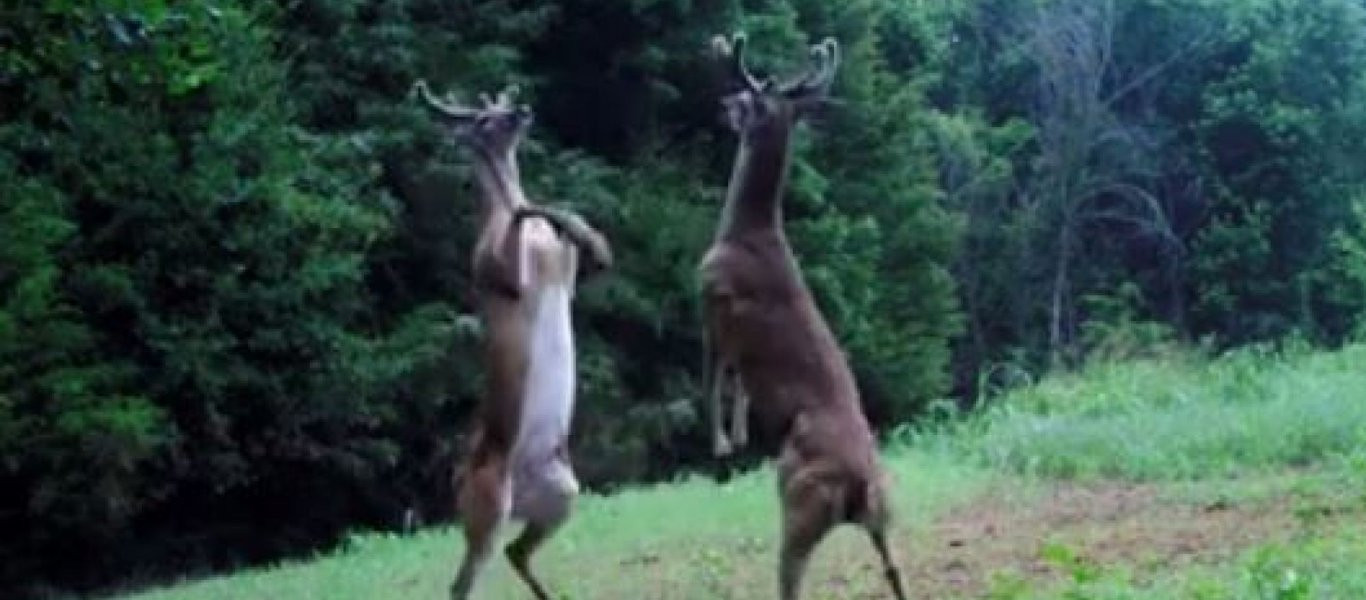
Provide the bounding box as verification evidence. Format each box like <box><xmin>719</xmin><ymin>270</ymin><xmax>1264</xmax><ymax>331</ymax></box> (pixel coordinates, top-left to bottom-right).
<box><xmin>514</xmin><ymin>205</ymin><xmax>613</xmax><ymax>275</ymax></box>
<box><xmin>701</xmin><ymin>326</ymin><xmax>733</xmax><ymax>457</ymax></box>
<box><xmin>730</xmin><ymin>370</ymin><xmax>749</xmax><ymax>448</ymax></box>
<box><xmin>473</xmin><ymin>213</ymin><xmax>535</xmax><ymax>298</ymax></box>
<box><xmin>709</xmin><ymin>357</ymin><xmax>733</xmax><ymax>457</ymax></box>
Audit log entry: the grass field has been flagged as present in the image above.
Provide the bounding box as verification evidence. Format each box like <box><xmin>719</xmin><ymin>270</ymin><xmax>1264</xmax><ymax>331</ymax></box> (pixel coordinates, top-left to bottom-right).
<box><xmin>117</xmin><ymin>344</ymin><xmax>1366</xmax><ymax>600</ymax></box>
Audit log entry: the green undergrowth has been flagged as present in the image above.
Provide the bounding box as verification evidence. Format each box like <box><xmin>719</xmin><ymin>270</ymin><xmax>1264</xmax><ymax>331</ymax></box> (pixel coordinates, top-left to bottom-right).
<box><xmin>910</xmin><ymin>344</ymin><xmax>1366</xmax><ymax>481</ymax></box>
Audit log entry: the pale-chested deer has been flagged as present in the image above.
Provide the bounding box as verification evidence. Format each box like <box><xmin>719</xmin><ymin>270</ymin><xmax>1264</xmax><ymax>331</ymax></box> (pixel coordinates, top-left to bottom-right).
<box><xmin>414</xmin><ymin>80</ymin><xmax>612</xmax><ymax>600</ymax></box>
<box><xmin>698</xmin><ymin>34</ymin><xmax>909</xmax><ymax>600</ymax></box>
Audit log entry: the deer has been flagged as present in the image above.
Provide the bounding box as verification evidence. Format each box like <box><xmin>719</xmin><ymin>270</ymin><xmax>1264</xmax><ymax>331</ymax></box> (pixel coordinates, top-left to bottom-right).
<box><xmin>413</xmin><ymin>80</ymin><xmax>613</xmax><ymax>600</ymax></box>
<box><xmin>697</xmin><ymin>34</ymin><xmax>909</xmax><ymax>600</ymax></box>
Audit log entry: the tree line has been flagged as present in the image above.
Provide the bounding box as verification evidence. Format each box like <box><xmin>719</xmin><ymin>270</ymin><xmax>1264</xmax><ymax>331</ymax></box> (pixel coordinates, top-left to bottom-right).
<box><xmin>4</xmin><ymin>0</ymin><xmax>1366</xmax><ymax>595</ymax></box>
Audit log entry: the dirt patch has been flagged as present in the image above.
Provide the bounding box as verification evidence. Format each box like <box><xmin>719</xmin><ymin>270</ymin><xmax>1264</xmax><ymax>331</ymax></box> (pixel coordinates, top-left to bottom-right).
<box><xmin>895</xmin><ymin>480</ymin><xmax>1334</xmax><ymax>598</ymax></box>
<box><xmin>610</xmin><ymin>476</ymin><xmax>1355</xmax><ymax>599</ymax></box>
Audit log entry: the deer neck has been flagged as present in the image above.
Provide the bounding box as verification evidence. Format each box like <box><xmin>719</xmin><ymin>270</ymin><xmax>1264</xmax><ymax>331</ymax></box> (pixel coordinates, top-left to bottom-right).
<box><xmin>470</xmin><ymin>146</ymin><xmax>528</xmax><ymax>217</ymax></box>
<box><xmin>717</xmin><ymin>123</ymin><xmax>793</xmax><ymax>240</ymax></box>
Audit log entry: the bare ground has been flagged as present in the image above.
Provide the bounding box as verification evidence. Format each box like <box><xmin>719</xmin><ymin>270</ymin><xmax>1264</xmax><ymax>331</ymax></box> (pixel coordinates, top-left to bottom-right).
<box><xmin>611</xmin><ymin>476</ymin><xmax>1356</xmax><ymax>599</ymax></box>
<box><xmin>890</xmin><ymin>478</ymin><xmax>1344</xmax><ymax>598</ymax></box>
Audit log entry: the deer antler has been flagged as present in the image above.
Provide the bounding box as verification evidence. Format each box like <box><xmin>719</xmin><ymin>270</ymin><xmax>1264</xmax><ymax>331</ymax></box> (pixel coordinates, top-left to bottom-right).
<box><xmin>413</xmin><ymin>79</ymin><xmax>480</xmax><ymax>119</ymax></box>
<box><xmin>415</xmin><ymin>80</ymin><xmax>531</xmax><ymax>123</ymax></box>
<box><xmin>780</xmin><ymin>37</ymin><xmax>840</xmax><ymax>98</ymax></box>
<box><xmin>712</xmin><ymin>32</ymin><xmax>767</xmax><ymax>94</ymax></box>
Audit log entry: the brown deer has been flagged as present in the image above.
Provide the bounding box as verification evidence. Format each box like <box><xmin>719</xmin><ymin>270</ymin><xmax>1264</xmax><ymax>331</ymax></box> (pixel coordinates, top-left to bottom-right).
<box><xmin>414</xmin><ymin>80</ymin><xmax>612</xmax><ymax>600</ymax></box>
<box><xmin>698</xmin><ymin>34</ymin><xmax>909</xmax><ymax>600</ymax></box>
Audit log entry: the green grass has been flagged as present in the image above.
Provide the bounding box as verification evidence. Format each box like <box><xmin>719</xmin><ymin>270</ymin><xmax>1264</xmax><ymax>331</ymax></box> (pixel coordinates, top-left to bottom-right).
<box><xmin>913</xmin><ymin>344</ymin><xmax>1366</xmax><ymax>480</ymax></box>
<box><xmin>113</xmin><ymin>344</ymin><xmax>1366</xmax><ymax>599</ymax></box>
<box><xmin>119</xmin><ymin>451</ymin><xmax>995</xmax><ymax>600</ymax></box>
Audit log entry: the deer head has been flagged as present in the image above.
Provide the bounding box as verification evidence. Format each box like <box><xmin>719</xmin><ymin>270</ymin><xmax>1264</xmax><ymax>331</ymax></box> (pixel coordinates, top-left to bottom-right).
<box><xmin>413</xmin><ymin>80</ymin><xmax>533</xmax><ymax>158</ymax></box>
<box><xmin>711</xmin><ymin>33</ymin><xmax>840</xmax><ymax>141</ymax></box>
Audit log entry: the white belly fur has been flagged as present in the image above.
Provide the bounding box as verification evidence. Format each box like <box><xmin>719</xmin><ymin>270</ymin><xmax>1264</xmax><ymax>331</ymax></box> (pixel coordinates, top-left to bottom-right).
<box><xmin>513</xmin><ymin>284</ymin><xmax>576</xmax><ymax>461</ymax></box>
<box><xmin>505</xmin><ymin>221</ymin><xmax>582</xmax><ymax>523</ymax></box>
<box><xmin>507</xmin><ymin>283</ymin><xmax>580</xmax><ymax>523</ymax></box>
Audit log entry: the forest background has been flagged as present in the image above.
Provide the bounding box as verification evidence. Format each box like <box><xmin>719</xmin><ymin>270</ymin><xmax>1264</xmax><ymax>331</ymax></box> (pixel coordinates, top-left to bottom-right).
<box><xmin>5</xmin><ymin>0</ymin><xmax>1366</xmax><ymax>595</ymax></box>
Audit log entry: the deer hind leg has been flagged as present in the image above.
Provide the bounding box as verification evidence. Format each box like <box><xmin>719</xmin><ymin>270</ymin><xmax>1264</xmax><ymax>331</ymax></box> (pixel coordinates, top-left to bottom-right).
<box><xmin>865</xmin><ymin>525</ymin><xmax>908</xmax><ymax>600</ymax></box>
<box><xmin>856</xmin><ymin>479</ymin><xmax>907</xmax><ymax>600</ymax></box>
<box><xmin>450</xmin><ymin>461</ymin><xmax>510</xmax><ymax>600</ymax></box>
<box><xmin>506</xmin><ymin>520</ymin><xmax>561</xmax><ymax>600</ymax></box>
<box><xmin>506</xmin><ymin>457</ymin><xmax>578</xmax><ymax>600</ymax></box>
<box><xmin>777</xmin><ymin>472</ymin><xmax>837</xmax><ymax>600</ymax></box>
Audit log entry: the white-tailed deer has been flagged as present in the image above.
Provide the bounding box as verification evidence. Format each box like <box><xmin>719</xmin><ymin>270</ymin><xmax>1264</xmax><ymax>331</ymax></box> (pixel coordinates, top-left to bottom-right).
<box><xmin>698</xmin><ymin>34</ymin><xmax>909</xmax><ymax>600</ymax></box>
<box><xmin>414</xmin><ymin>80</ymin><xmax>612</xmax><ymax>600</ymax></box>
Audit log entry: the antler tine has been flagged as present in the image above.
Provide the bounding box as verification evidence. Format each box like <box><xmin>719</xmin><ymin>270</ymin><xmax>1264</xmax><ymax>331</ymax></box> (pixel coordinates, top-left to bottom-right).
<box><xmin>783</xmin><ymin>37</ymin><xmax>841</xmax><ymax>97</ymax></box>
<box><xmin>495</xmin><ymin>84</ymin><xmax>521</xmax><ymax>110</ymax></box>
<box><xmin>713</xmin><ymin>32</ymin><xmax>765</xmax><ymax>94</ymax></box>
<box><xmin>413</xmin><ymin>79</ymin><xmax>480</xmax><ymax>119</ymax></box>
<box><xmin>818</xmin><ymin>38</ymin><xmax>841</xmax><ymax>88</ymax></box>
<box><xmin>471</xmin><ymin>84</ymin><xmax>521</xmax><ymax>110</ymax></box>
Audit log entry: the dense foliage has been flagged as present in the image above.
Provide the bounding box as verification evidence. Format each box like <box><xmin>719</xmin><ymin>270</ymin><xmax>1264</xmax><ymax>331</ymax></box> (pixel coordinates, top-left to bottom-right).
<box><xmin>3</xmin><ymin>0</ymin><xmax>1366</xmax><ymax>595</ymax></box>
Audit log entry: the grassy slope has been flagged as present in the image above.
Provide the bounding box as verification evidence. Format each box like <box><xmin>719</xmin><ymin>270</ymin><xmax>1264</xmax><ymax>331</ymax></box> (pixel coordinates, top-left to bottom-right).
<box><xmin>117</xmin><ymin>345</ymin><xmax>1366</xmax><ymax>600</ymax></box>
<box><xmin>934</xmin><ymin>345</ymin><xmax>1366</xmax><ymax>480</ymax></box>
<box><xmin>121</xmin><ymin>452</ymin><xmax>996</xmax><ymax>600</ymax></box>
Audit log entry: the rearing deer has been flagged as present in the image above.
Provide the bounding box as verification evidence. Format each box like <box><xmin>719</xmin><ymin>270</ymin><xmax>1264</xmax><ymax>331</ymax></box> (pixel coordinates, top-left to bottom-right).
<box><xmin>414</xmin><ymin>80</ymin><xmax>612</xmax><ymax>600</ymax></box>
<box><xmin>698</xmin><ymin>34</ymin><xmax>909</xmax><ymax>600</ymax></box>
